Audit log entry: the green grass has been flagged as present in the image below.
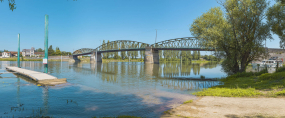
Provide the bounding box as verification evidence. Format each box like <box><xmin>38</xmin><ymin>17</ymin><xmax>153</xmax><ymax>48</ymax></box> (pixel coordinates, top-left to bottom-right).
<box><xmin>93</xmin><ymin>116</ymin><xmax>141</xmax><ymax>118</ymax></box>
<box><xmin>183</xmin><ymin>99</ymin><xmax>193</xmax><ymax>104</ymax></box>
<box><xmin>0</xmin><ymin>58</ymin><xmax>68</xmax><ymax>62</ymax></box>
<box><xmin>0</xmin><ymin>58</ymin><xmax>42</xmax><ymax>61</ymax></box>
<box><xmin>193</xmin><ymin>66</ymin><xmax>285</xmax><ymax>97</ymax></box>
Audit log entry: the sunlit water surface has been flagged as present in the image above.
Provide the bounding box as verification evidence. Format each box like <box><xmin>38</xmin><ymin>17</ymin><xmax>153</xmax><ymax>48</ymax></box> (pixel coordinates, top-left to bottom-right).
<box><xmin>0</xmin><ymin>61</ymin><xmax>227</xmax><ymax>118</ymax></box>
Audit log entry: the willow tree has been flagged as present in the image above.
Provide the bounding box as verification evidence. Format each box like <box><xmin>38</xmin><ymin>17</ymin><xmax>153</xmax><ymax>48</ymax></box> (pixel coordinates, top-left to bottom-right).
<box><xmin>267</xmin><ymin>0</ymin><xmax>285</xmax><ymax>48</ymax></box>
<box><xmin>190</xmin><ymin>0</ymin><xmax>272</xmax><ymax>74</ymax></box>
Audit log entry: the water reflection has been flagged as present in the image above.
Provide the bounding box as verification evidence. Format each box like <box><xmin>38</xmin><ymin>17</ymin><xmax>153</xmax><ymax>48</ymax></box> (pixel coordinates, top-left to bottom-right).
<box><xmin>0</xmin><ymin>61</ymin><xmax>225</xmax><ymax>117</ymax></box>
<box><xmin>70</xmin><ymin>62</ymin><xmax>223</xmax><ymax>90</ymax></box>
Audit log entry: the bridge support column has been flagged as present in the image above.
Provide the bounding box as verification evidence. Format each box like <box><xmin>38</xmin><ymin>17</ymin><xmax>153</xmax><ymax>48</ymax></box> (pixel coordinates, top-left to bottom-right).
<box><xmin>90</xmin><ymin>51</ymin><xmax>102</xmax><ymax>63</ymax></box>
<box><xmin>69</xmin><ymin>55</ymin><xmax>80</xmax><ymax>62</ymax></box>
<box><xmin>144</xmin><ymin>46</ymin><xmax>159</xmax><ymax>64</ymax></box>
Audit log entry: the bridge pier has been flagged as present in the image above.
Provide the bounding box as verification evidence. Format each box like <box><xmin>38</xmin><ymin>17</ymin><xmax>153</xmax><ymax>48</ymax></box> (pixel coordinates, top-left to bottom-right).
<box><xmin>90</xmin><ymin>51</ymin><xmax>102</xmax><ymax>63</ymax></box>
<box><xmin>69</xmin><ymin>55</ymin><xmax>80</xmax><ymax>62</ymax></box>
<box><xmin>144</xmin><ymin>46</ymin><xmax>159</xmax><ymax>64</ymax></box>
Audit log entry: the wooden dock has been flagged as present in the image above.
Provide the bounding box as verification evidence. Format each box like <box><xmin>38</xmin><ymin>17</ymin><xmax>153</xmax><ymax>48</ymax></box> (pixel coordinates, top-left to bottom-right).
<box><xmin>6</xmin><ymin>66</ymin><xmax>67</xmax><ymax>85</ymax></box>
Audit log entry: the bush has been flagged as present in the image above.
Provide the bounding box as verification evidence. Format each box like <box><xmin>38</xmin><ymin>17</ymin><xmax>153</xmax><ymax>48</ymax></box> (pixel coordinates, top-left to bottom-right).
<box><xmin>259</xmin><ymin>72</ymin><xmax>285</xmax><ymax>81</ymax></box>
<box><xmin>275</xmin><ymin>89</ymin><xmax>285</xmax><ymax>96</ymax></box>
<box><xmin>200</xmin><ymin>75</ymin><xmax>205</xmax><ymax>79</ymax></box>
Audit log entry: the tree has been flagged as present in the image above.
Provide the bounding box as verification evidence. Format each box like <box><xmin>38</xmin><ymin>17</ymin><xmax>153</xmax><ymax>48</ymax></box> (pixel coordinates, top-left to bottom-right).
<box><xmin>36</xmin><ymin>48</ymin><xmax>44</xmax><ymax>52</ymax></box>
<box><xmin>190</xmin><ymin>0</ymin><xmax>271</xmax><ymax>74</ymax></box>
<box><xmin>193</xmin><ymin>51</ymin><xmax>198</xmax><ymax>60</ymax></box>
<box><xmin>48</xmin><ymin>45</ymin><xmax>55</xmax><ymax>56</ymax></box>
<box><xmin>0</xmin><ymin>0</ymin><xmax>16</xmax><ymax>11</ymax></box>
<box><xmin>55</xmin><ymin>47</ymin><xmax>62</xmax><ymax>55</ymax></box>
<box><xmin>198</xmin><ymin>51</ymin><xmax>200</xmax><ymax>60</ymax></box>
<box><xmin>114</xmin><ymin>41</ymin><xmax>119</xmax><ymax>59</ymax></box>
<box><xmin>4</xmin><ymin>49</ymin><xmax>8</xmax><ymax>52</ymax></box>
<box><xmin>267</xmin><ymin>0</ymin><xmax>285</xmax><ymax>48</ymax></box>
<box><xmin>121</xmin><ymin>42</ymin><xmax>127</xmax><ymax>59</ymax></box>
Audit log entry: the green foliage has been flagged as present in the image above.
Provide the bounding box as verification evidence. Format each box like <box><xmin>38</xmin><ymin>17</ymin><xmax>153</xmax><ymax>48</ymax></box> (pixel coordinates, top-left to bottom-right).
<box><xmin>190</xmin><ymin>0</ymin><xmax>272</xmax><ymax>75</ymax></box>
<box><xmin>54</xmin><ymin>47</ymin><xmax>62</xmax><ymax>55</ymax></box>
<box><xmin>183</xmin><ymin>99</ymin><xmax>193</xmax><ymax>104</ymax></box>
<box><xmin>200</xmin><ymin>75</ymin><xmax>205</xmax><ymax>79</ymax></box>
<box><xmin>267</xmin><ymin>1</ymin><xmax>285</xmax><ymax>48</ymax></box>
<box><xmin>36</xmin><ymin>48</ymin><xmax>44</xmax><ymax>52</ymax></box>
<box><xmin>193</xmin><ymin>67</ymin><xmax>285</xmax><ymax>97</ymax></box>
<box><xmin>48</xmin><ymin>45</ymin><xmax>55</xmax><ymax>56</ymax></box>
<box><xmin>275</xmin><ymin>89</ymin><xmax>285</xmax><ymax>96</ymax></box>
<box><xmin>193</xmin><ymin>88</ymin><xmax>262</xmax><ymax>97</ymax></box>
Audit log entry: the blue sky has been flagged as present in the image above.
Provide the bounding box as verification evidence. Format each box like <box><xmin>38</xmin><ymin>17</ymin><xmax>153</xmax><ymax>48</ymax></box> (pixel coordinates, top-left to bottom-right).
<box><xmin>0</xmin><ymin>0</ymin><xmax>280</xmax><ymax>55</ymax></box>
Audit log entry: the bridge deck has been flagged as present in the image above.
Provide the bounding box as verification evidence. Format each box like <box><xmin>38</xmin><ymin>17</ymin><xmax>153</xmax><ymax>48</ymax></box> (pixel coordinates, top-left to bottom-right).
<box><xmin>6</xmin><ymin>66</ymin><xmax>66</xmax><ymax>85</ymax></box>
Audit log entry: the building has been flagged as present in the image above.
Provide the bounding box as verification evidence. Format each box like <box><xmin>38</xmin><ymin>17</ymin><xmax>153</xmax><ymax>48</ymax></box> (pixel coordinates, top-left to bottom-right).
<box><xmin>22</xmin><ymin>47</ymin><xmax>35</xmax><ymax>57</ymax></box>
<box><xmin>1</xmin><ymin>52</ymin><xmax>21</xmax><ymax>58</ymax></box>
<box><xmin>34</xmin><ymin>52</ymin><xmax>45</xmax><ymax>57</ymax></box>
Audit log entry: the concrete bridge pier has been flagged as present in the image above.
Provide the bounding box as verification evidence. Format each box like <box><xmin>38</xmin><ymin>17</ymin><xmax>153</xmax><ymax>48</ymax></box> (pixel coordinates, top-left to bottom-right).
<box><xmin>144</xmin><ymin>46</ymin><xmax>159</xmax><ymax>64</ymax></box>
<box><xmin>69</xmin><ymin>55</ymin><xmax>80</xmax><ymax>62</ymax></box>
<box><xmin>90</xmin><ymin>51</ymin><xmax>102</xmax><ymax>63</ymax></box>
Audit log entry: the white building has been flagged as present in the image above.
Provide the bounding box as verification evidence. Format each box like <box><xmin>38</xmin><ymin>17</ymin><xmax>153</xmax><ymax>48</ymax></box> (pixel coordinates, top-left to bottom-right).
<box><xmin>22</xmin><ymin>47</ymin><xmax>35</xmax><ymax>57</ymax></box>
<box><xmin>1</xmin><ymin>52</ymin><xmax>20</xmax><ymax>58</ymax></box>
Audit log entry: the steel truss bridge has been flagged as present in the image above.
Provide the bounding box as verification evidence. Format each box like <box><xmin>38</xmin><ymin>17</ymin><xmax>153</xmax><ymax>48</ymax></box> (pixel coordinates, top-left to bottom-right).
<box><xmin>72</xmin><ymin>37</ymin><xmax>217</xmax><ymax>56</ymax></box>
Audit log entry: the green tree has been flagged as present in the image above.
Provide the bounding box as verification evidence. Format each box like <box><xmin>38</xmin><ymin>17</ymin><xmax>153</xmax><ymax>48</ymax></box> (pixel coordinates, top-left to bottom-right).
<box><xmin>121</xmin><ymin>42</ymin><xmax>127</xmax><ymax>59</ymax></box>
<box><xmin>114</xmin><ymin>41</ymin><xmax>119</xmax><ymax>59</ymax></box>
<box><xmin>0</xmin><ymin>0</ymin><xmax>16</xmax><ymax>11</ymax></box>
<box><xmin>186</xmin><ymin>51</ymin><xmax>192</xmax><ymax>62</ymax></box>
<box><xmin>48</xmin><ymin>45</ymin><xmax>55</xmax><ymax>56</ymax></box>
<box><xmin>4</xmin><ymin>49</ymin><xmax>8</xmax><ymax>52</ymax></box>
<box><xmin>198</xmin><ymin>51</ymin><xmax>200</xmax><ymax>60</ymax></box>
<box><xmin>106</xmin><ymin>40</ymin><xmax>111</xmax><ymax>59</ymax></box>
<box><xmin>193</xmin><ymin>51</ymin><xmax>198</xmax><ymax>60</ymax></box>
<box><xmin>36</xmin><ymin>48</ymin><xmax>44</xmax><ymax>52</ymax></box>
<box><xmin>190</xmin><ymin>0</ymin><xmax>271</xmax><ymax>74</ymax></box>
<box><xmin>267</xmin><ymin>0</ymin><xmax>285</xmax><ymax>48</ymax></box>
<box><xmin>55</xmin><ymin>47</ymin><xmax>62</xmax><ymax>55</ymax></box>
<box><xmin>140</xmin><ymin>43</ymin><xmax>146</xmax><ymax>60</ymax></box>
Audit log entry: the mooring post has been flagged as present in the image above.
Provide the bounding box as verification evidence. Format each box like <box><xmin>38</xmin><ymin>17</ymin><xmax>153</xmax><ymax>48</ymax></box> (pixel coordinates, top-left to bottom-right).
<box><xmin>43</xmin><ymin>15</ymin><xmax>49</xmax><ymax>73</ymax></box>
<box><xmin>17</xmin><ymin>33</ymin><xmax>20</xmax><ymax>68</ymax></box>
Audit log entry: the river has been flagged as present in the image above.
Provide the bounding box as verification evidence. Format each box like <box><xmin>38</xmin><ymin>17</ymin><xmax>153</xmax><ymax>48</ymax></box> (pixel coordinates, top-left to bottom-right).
<box><xmin>0</xmin><ymin>61</ymin><xmax>227</xmax><ymax>118</ymax></box>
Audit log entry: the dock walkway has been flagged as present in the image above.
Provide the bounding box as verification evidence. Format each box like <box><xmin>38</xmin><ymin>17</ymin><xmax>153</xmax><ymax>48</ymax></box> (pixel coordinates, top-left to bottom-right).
<box><xmin>6</xmin><ymin>66</ymin><xmax>66</xmax><ymax>85</ymax></box>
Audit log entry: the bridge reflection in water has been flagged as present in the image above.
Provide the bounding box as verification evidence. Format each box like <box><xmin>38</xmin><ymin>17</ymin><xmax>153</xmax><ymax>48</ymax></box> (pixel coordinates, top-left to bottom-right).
<box><xmin>71</xmin><ymin>62</ymin><xmax>223</xmax><ymax>91</ymax></box>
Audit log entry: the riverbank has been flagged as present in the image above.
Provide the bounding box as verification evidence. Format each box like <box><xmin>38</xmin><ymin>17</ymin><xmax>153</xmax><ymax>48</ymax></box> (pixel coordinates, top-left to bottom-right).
<box><xmin>0</xmin><ymin>58</ymin><xmax>69</xmax><ymax>61</ymax></box>
<box><xmin>161</xmin><ymin>66</ymin><xmax>285</xmax><ymax>117</ymax></box>
<box><xmin>161</xmin><ymin>96</ymin><xmax>285</xmax><ymax>118</ymax></box>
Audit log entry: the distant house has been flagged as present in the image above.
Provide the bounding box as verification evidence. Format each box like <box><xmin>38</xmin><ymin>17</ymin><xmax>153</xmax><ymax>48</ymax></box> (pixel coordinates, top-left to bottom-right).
<box><xmin>22</xmin><ymin>47</ymin><xmax>35</xmax><ymax>57</ymax></box>
<box><xmin>2</xmin><ymin>52</ymin><xmax>21</xmax><ymax>58</ymax></box>
<box><xmin>34</xmin><ymin>52</ymin><xmax>45</xmax><ymax>57</ymax></box>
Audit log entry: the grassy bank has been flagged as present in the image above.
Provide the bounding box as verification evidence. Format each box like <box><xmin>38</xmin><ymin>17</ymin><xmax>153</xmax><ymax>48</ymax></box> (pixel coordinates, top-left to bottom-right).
<box><xmin>0</xmin><ymin>58</ymin><xmax>68</xmax><ymax>61</ymax></box>
<box><xmin>193</xmin><ymin>67</ymin><xmax>285</xmax><ymax>97</ymax></box>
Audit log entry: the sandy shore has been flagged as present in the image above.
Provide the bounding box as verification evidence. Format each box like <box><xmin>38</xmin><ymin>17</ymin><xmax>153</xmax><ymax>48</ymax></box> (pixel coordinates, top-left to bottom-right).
<box><xmin>161</xmin><ymin>96</ymin><xmax>285</xmax><ymax>118</ymax></box>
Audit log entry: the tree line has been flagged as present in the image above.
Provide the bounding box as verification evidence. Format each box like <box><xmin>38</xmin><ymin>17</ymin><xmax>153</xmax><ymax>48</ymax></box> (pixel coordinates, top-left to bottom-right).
<box><xmin>35</xmin><ymin>45</ymin><xmax>72</xmax><ymax>56</ymax></box>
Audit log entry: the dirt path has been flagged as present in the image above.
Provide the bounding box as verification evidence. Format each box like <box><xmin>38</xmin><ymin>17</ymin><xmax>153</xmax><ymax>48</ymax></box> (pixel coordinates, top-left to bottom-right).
<box><xmin>161</xmin><ymin>96</ymin><xmax>285</xmax><ymax>118</ymax></box>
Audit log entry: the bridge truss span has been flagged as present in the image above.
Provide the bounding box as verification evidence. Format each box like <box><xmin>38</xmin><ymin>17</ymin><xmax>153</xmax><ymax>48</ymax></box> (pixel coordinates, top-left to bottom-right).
<box><xmin>151</xmin><ymin>37</ymin><xmax>215</xmax><ymax>50</ymax></box>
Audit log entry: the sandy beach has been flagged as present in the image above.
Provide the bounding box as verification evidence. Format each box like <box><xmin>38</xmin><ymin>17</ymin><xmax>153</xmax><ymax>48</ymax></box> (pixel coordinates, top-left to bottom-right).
<box><xmin>161</xmin><ymin>96</ymin><xmax>285</xmax><ymax>118</ymax></box>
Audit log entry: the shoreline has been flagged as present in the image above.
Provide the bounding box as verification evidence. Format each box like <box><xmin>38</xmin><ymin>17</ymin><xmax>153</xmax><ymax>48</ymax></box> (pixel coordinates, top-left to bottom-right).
<box><xmin>161</xmin><ymin>96</ymin><xmax>285</xmax><ymax>118</ymax></box>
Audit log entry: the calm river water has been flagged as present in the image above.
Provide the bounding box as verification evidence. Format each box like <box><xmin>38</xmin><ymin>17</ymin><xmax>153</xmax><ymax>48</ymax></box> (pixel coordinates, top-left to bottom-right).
<box><xmin>0</xmin><ymin>61</ymin><xmax>227</xmax><ymax>118</ymax></box>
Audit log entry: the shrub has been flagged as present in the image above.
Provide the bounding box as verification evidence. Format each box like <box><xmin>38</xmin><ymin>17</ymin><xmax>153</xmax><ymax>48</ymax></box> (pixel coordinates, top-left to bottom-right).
<box><xmin>183</xmin><ymin>99</ymin><xmax>193</xmax><ymax>104</ymax></box>
<box><xmin>275</xmin><ymin>90</ymin><xmax>285</xmax><ymax>96</ymax></box>
<box><xmin>200</xmin><ymin>75</ymin><xmax>205</xmax><ymax>79</ymax></box>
